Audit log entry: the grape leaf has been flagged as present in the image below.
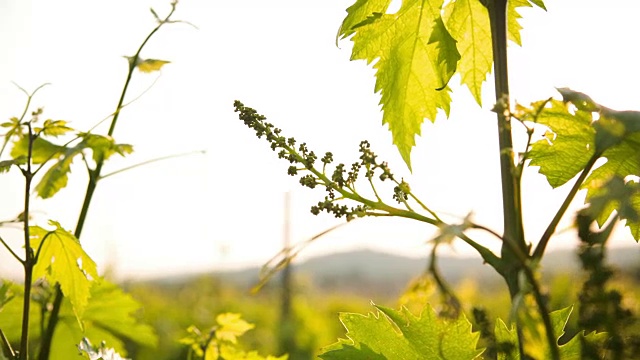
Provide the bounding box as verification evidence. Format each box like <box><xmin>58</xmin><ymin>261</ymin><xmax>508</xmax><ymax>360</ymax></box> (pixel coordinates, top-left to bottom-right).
<box><xmin>34</xmin><ymin>133</ymin><xmax>133</xmax><ymax>199</ymax></box>
<box><xmin>339</xmin><ymin>0</ymin><xmax>453</xmax><ymax>170</ymax></box>
<box><xmin>0</xmin><ymin>158</ymin><xmax>26</xmax><ymax>173</ymax></box>
<box><xmin>35</xmin><ymin>145</ymin><xmax>84</xmax><ymax>199</ymax></box>
<box><xmin>10</xmin><ymin>136</ymin><xmax>65</xmax><ymax>164</ymax></box>
<box><xmin>429</xmin><ymin>16</ymin><xmax>461</xmax><ymax>91</ymax></box>
<box><xmin>495</xmin><ymin>306</ymin><xmax>606</xmax><ymax>360</ymax></box>
<box><xmin>319</xmin><ymin>304</ymin><xmax>483</xmax><ymax>359</ymax></box>
<box><xmin>526</xmin><ymin>99</ymin><xmax>596</xmax><ymax>188</ymax></box>
<box><xmin>31</xmin><ymin>220</ymin><xmax>98</xmax><ymax>320</ymax></box>
<box><xmin>444</xmin><ymin>0</ymin><xmax>492</xmax><ymax>105</ymax></box>
<box><xmin>337</xmin><ymin>0</ymin><xmax>392</xmax><ymax>41</ymax></box>
<box><xmin>79</xmin><ymin>133</ymin><xmax>134</xmax><ymax>163</ymax></box>
<box><xmin>338</xmin><ymin>0</ymin><xmax>544</xmax><ymax>169</ymax></box>
<box><xmin>583</xmin><ymin>133</ymin><xmax>640</xmax><ymax>230</ymax></box>
<box><xmin>35</xmin><ymin>119</ymin><xmax>74</xmax><ymax>137</ymax></box>
<box><xmin>137</xmin><ymin>58</ymin><xmax>170</xmax><ymax>73</ymax></box>
<box><xmin>525</xmin><ymin>89</ymin><xmax>640</xmax><ymax>240</ymax></box>
<box><xmin>215</xmin><ymin>313</ymin><xmax>255</xmax><ymax>344</ymax></box>
<box><xmin>50</xmin><ymin>280</ymin><xmax>157</xmax><ymax>359</ymax></box>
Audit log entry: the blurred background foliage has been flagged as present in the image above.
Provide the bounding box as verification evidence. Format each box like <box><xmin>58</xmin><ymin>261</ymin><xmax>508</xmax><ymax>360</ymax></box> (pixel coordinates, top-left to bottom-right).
<box><xmin>117</xmin><ymin>248</ymin><xmax>640</xmax><ymax>359</ymax></box>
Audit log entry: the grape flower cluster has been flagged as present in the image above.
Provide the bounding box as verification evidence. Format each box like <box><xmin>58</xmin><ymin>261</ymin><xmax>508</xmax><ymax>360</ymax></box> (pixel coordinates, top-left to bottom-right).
<box><xmin>234</xmin><ymin>101</ymin><xmax>417</xmax><ymax>221</ymax></box>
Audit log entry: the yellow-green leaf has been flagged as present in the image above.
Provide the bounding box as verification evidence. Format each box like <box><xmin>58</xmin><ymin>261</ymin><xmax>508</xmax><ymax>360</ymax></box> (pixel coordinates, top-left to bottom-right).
<box><xmin>319</xmin><ymin>304</ymin><xmax>483</xmax><ymax>359</ymax></box>
<box><xmin>343</xmin><ymin>0</ymin><xmax>453</xmax><ymax>170</ymax></box>
<box><xmin>50</xmin><ymin>280</ymin><xmax>157</xmax><ymax>359</ymax></box>
<box><xmin>444</xmin><ymin>0</ymin><xmax>492</xmax><ymax>105</ymax></box>
<box><xmin>215</xmin><ymin>313</ymin><xmax>255</xmax><ymax>344</ymax></box>
<box><xmin>137</xmin><ymin>58</ymin><xmax>171</xmax><ymax>73</ymax></box>
<box><xmin>31</xmin><ymin>220</ymin><xmax>98</xmax><ymax>320</ymax></box>
<box><xmin>10</xmin><ymin>136</ymin><xmax>65</xmax><ymax>164</ymax></box>
<box><xmin>337</xmin><ymin>0</ymin><xmax>392</xmax><ymax>41</ymax></box>
<box><xmin>40</xmin><ymin>119</ymin><xmax>74</xmax><ymax>137</ymax></box>
<box><xmin>527</xmin><ymin>100</ymin><xmax>596</xmax><ymax>188</ymax></box>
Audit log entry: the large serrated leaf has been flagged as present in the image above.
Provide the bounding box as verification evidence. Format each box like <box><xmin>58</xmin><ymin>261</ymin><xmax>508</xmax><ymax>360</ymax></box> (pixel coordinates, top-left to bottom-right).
<box><xmin>342</xmin><ymin>0</ymin><xmax>452</xmax><ymax>170</ymax></box>
<box><xmin>31</xmin><ymin>221</ymin><xmax>98</xmax><ymax>320</ymax></box>
<box><xmin>338</xmin><ymin>0</ymin><xmax>544</xmax><ymax>169</ymax></box>
<box><xmin>319</xmin><ymin>303</ymin><xmax>483</xmax><ymax>359</ymax></box>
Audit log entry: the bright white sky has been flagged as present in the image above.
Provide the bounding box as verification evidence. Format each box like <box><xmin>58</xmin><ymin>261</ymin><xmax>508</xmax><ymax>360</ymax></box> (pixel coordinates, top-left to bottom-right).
<box><xmin>0</xmin><ymin>0</ymin><xmax>638</xmax><ymax>280</ymax></box>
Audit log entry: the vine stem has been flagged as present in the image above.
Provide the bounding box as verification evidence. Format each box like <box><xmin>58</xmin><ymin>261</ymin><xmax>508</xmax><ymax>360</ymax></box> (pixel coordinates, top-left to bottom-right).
<box><xmin>18</xmin><ymin>124</ymin><xmax>35</xmax><ymax>360</ymax></box>
<box><xmin>37</xmin><ymin>4</ymin><xmax>180</xmax><ymax>359</ymax></box>
<box><xmin>484</xmin><ymin>0</ymin><xmax>554</xmax><ymax>358</ymax></box>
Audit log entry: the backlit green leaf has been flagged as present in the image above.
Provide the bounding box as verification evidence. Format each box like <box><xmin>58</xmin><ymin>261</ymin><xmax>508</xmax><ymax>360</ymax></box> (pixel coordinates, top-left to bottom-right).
<box><xmin>507</xmin><ymin>0</ymin><xmax>531</xmax><ymax>46</ymax></box>
<box><xmin>35</xmin><ymin>145</ymin><xmax>83</xmax><ymax>199</ymax></box>
<box><xmin>527</xmin><ymin>100</ymin><xmax>596</xmax><ymax>188</ymax></box>
<box><xmin>583</xmin><ymin>133</ymin><xmax>640</xmax><ymax>228</ymax></box>
<box><xmin>38</xmin><ymin>119</ymin><xmax>74</xmax><ymax>137</ymax></box>
<box><xmin>0</xmin><ymin>158</ymin><xmax>26</xmax><ymax>173</ymax></box>
<box><xmin>526</xmin><ymin>89</ymin><xmax>640</xmax><ymax>240</ymax></box>
<box><xmin>337</xmin><ymin>0</ymin><xmax>392</xmax><ymax>41</ymax></box>
<box><xmin>495</xmin><ymin>306</ymin><xmax>607</xmax><ymax>360</ymax></box>
<box><xmin>10</xmin><ymin>136</ymin><xmax>65</xmax><ymax>164</ymax></box>
<box><xmin>319</xmin><ymin>304</ymin><xmax>483</xmax><ymax>359</ymax></box>
<box><xmin>137</xmin><ymin>58</ymin><xmax>171</xmax><ymax>73</ymax></box>
<box><xmin>341</xmin><ymin>0</ymin><xmax>453</xmax><ymax>170</ymax></box>
<box><xmin>80</xmin><ymin>133</ymin><xmax>134</xmax><ymax>163</ymax></box>
<box><xmin>428</xmin><ymin>16</ymin><xmax>461</xmax><ymax>91</ymax></box>
<box><xmin>215</xmin><ymin>313</ymin><xmax>255</xmax><ymax>344</ymax></box>
<box><xmin>34</xmin><ymin>134</ymin><xmax>133</xmax><ymax>199</ymax></box>
<box><xmin>50</xmin><ymin>280</ymin><xmax>157</xmax><ymax>359</ymax></box>
<box><xmin>444</xmin><ymin>0</ymin><xmax>492</xmax><ymax>105</ymax></box>
<box><xmin>31</xmin><ymin>220</ymin><xmax>98</xmax><ymax>320</ymax></box>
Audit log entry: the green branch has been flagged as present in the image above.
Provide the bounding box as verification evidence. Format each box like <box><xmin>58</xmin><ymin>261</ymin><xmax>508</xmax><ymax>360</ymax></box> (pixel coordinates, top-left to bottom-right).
<box><xmin>37</xmin><ymin>4</ymin><xmax>182</xmax><ymax>359</ymax></box>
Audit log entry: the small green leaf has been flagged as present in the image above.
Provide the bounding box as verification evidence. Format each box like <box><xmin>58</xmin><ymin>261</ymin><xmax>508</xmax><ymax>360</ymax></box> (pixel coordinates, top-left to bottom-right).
<box><xmin>34</xmin><ymin>145</ymin><xmax>83</xmax><ymax>199</ymax></box>
<box><xmin>319</xmin><ymin>303</ymin><xmax>483</xmax><ymax>359</ymax></box>
<box><xmin>150</xmin><ymin>7</ymin><xmax>160</xmax><ymax>21</ymax></box>
<box><xmin>583</xmin><ymin>135</ymin><xmax>640</xmax><ymax>227</ymax></box>
<box><xmin>137</xmin><ymin>58</ymin><xmax>171</xmax><ymax>73</ymax></box>
<box><xmin>31</xmin><ymin>220</ymin><xmax>98</xmax><ymax>320</ymax></box>
<box><xmin>40</xmin><ymin>119</ymin><xmax>74</xmax><ymax>137</ymax></box>
<box><xmin>80</xmin><ymin>133</ymin><xmax>133</xmax><ymax>163</ymax></box>
<box><xmin>0</xmin><ymin>281</ymin><xmax>14</xmax><ymax>311</ymax></box>
<box><xmin>215</xmin><ymin>313</ymin><xmax>255</xmax><ymax>344</ymax></box>
<box><xmin>10</xmin><ymin>136</ymin><xmax>66</xmax><ymax>164</ymax></box>
<box><xmin>431</xmin><ymin>213</ymin><xmax>473</xmax><ymax>245</ymax></box>
<box><xmin>0</xmin><ymin>158</ymin><xmax>25</xmax><ymax>173</ymax></box>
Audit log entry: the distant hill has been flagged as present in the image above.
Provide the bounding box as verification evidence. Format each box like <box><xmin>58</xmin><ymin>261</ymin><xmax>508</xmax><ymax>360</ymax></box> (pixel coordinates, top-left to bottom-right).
<box><xmin>155</xmin><ymin>246</ymin><xmax>639</xmax><ymax>298</ymax></box>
